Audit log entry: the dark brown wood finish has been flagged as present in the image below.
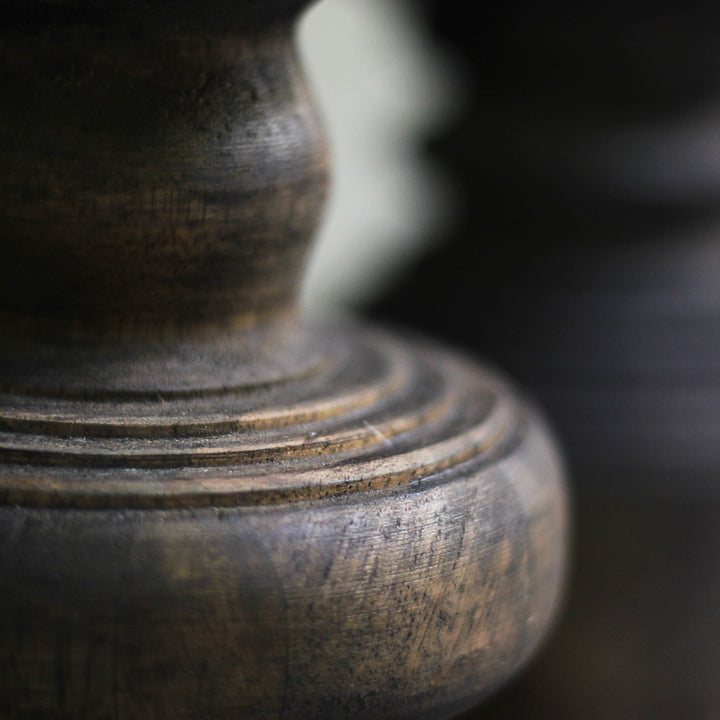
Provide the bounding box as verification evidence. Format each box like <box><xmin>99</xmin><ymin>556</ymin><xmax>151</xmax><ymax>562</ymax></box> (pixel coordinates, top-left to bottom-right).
<box><xmin>0</xmin><ymin>1</ymin><xmax>569</xmax><ymax>718</ymax></box>
<box><xmin>0</xmin><ymin>0</ymin><xmax>325</xmax><ymax>338</ymax></box>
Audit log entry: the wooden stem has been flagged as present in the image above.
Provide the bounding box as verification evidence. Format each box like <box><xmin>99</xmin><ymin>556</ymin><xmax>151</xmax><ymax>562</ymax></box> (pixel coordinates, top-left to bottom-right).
<box><xmin>0</xmin><ymin>6</ymin><xmax>326</xmax><ymax>340</ymax></box>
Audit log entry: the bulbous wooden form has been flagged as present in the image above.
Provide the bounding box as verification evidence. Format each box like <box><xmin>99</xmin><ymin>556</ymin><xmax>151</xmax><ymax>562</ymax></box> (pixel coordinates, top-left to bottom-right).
<box><xmin>0</xmin><ymin>1</ymin><xmax>568</xmax><ymax>718</ymax></box>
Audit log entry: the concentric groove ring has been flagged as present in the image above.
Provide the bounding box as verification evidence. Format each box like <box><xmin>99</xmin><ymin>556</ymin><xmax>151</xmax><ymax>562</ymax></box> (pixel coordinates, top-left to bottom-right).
<box><xmin>0</xmin><ymin>327</ymin><xmax>524</xmax><ymax>509</ymax></box>
<box><xmin>0</xmin><ymin>341</ymin><xmax>409</xmax><ymax>439</ymax></box>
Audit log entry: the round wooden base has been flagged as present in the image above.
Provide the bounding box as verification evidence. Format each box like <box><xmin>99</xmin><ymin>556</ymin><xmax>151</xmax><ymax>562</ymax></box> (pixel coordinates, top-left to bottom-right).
<box><xmin>0</xmin><ymin>321</ymin><xmax>567</xmax><ymax>719</ymax></box>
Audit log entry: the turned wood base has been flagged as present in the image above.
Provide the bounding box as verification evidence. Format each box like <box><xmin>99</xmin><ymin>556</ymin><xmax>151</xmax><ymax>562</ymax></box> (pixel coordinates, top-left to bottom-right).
<box><xmin>0</xmin><ymin>322</ymin><xmax>567</xmax><ymax>719</ymax></box>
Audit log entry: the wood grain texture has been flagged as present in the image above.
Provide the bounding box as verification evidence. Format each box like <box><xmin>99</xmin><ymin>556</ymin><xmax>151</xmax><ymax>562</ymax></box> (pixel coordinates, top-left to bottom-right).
<box><xmin>0</xmin><ymin>324</ymin><xmax>568</xmax><ymax>720</ymax></box>
<box><xmin>0</xmin><ymin>8</ymin><xmax>325</xmax><ymax>339</ymax></box>
<box><xmin>0</xmin><ymin>1</ymin><xmax>569</xmax><ymax>717</ymax></box>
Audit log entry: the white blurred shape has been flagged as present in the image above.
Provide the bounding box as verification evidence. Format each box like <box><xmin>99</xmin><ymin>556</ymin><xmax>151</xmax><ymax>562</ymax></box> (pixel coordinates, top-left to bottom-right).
<box><xmin>297</xmin><ymin>0</ymin><xmax>461</xmax><ymax>318</ymax></box>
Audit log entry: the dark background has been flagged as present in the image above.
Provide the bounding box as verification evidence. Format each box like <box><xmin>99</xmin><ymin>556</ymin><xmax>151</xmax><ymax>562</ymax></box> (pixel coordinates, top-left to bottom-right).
<box><xmin>371</xmin><ymin>4</ymin><xmax>720</xmax><ymax>718</ymax></box>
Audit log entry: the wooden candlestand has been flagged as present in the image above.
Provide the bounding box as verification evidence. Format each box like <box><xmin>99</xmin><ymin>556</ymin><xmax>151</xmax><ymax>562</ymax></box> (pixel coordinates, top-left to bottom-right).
<box><xmin>0</xmin><ymin>1</ymin><xmax>568</xmax><ymax>718</ymax></box>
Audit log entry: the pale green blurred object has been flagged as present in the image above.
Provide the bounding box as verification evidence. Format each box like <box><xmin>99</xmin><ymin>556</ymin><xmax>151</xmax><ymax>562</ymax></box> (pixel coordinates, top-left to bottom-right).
<box><xmin>298</xmin><ymin>0</ymin><xmax>462</xmax><ymax>318</ymax></box>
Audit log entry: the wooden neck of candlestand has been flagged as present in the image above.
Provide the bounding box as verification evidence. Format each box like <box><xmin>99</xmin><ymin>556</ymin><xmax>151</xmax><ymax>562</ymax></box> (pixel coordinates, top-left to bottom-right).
<box><xmin>0</xmin><ymin>3</ymin><xmax>326</xmax><ymax>343</ymax></box>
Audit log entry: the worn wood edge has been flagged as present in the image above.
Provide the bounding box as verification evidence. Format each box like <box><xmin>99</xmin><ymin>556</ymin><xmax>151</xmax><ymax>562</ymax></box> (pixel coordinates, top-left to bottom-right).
<box><xmin>0</xmin><ymin>404</ymin><xmax>568</xmax><ymax>720</ymax></box>
<box><xmin>0</xmin><ymin>325</ymin><xmax>529</xmax><ymax>509</ymax></box>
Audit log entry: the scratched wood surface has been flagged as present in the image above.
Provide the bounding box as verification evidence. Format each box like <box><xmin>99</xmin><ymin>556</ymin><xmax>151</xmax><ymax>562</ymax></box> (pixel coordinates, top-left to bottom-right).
<box><xmin>0</xmin><ymin>1</ymin><xmax>569</xmax><ymax>717</ymax></box>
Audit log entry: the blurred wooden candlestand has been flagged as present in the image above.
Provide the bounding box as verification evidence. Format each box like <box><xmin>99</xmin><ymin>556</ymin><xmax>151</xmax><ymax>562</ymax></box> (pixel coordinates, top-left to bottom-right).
<box><xmin>0</xmin><ymin>1</ymin><xmax>568</xmax><ymax>718</ymax></box>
